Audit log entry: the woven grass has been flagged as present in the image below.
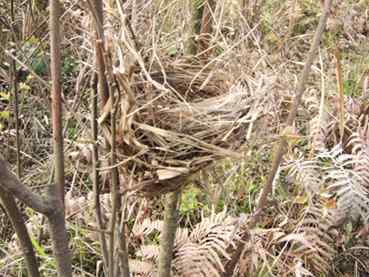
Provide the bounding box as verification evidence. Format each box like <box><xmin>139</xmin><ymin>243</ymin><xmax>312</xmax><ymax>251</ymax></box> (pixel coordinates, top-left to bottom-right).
<box><xmin>99</xmin><ymin>56</ymin><xmax>258</xmax><ymax>195</ymax></box>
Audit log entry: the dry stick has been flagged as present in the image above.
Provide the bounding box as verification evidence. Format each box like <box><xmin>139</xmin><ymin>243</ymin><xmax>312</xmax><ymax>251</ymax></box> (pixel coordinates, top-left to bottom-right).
<box><xmin>334</xmin><ymin>48</ymin><xmax>345</xmax><ymax>144</ymax></box>
<box><xmin>0</xmin><ymin>188</ymin><xmax>40</xmax><ymax>277</ymax></box>
<box><xmin>158</xmin><ymin>190</ymin><xmax>181</xmax><ymax>277</ymax></box>
<box><xmin>223</xmin><ymin>1</ymin><xmax>333</xmax><ymax>275</ymax></box>
<box><xmin>91</xmin><ymin>74</ymin><xmax>109</xmax><ymax>275</ymax></box>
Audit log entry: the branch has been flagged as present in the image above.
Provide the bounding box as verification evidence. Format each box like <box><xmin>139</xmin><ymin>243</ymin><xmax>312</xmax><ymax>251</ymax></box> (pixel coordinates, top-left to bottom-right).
<box><xmin>0</xmin><ymin>187</ymin><xmax>40</xmax><ymax>277</ymax></box>
<box><xmin>0</xmin><ymin>156</ymin><xmax>50</xmax><ymax>214</ymax></box>
<box><xmin>223</xmin><ymin>0</ymin><xmax>333</xmax><ymax>275</ymax></box>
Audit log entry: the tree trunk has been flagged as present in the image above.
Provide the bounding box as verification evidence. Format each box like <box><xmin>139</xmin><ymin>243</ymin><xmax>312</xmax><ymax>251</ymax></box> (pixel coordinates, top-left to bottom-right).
<box><xmin>158</xmin><ymin>190</ymin><xmax>181</xmax><ymax>277</ymax></box>
<box><xmin>49</xmin><ymin>0</ymin><xmax>72</xmax><ymax>276</ymax></box>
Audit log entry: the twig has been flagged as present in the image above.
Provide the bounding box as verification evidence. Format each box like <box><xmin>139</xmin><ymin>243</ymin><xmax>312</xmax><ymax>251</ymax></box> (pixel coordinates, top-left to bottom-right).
<box><xmin>334</xmin><ymin>48</ymin><xmax>345</xmax><ymax>144</ymax></box>
<box><xmin>223</xmin><ymin>0</ymin><xmax>333</xmax><ymax>275</ymax></box>
<box><xmin>91</xmin><ymin>73</ymin><xmax>109</xmax><ymax>274</ymax></box>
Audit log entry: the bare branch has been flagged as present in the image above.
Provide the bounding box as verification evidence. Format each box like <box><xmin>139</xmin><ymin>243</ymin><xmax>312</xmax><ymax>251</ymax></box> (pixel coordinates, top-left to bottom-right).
<box><xmin>0</xmin><ymin>187</ymin><xmax>40</xmax><ymax>277</ymax></box>
<box><xmin>0</xmin><ymin>156</ymin><xmax>50</xmax><ymax>214</ymax></box>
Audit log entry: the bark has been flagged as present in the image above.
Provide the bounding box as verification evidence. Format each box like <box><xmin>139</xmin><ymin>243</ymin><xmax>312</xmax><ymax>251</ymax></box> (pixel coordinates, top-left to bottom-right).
<box><xmin>158</xmin><ymin>190</ymin><xmax>181</xmax><ymax>277</ymax></box>
<box><xmin>47</xmin><ymin>189</ymin><xmax>72</xmax><ymax>277</ymax></box>
<box><xmin>223</xmin><ymin>0</ymin><xmax>333</xmax><ymax>275</ymax></box>
<box><xmin>91</xmin><ymin>74</ymin><xmax>109</xmax><ymax>274</ymax></box>
<box><xmin>0</xmin><ymin>156</ymin><xmax>72</xmax><ymax>277</ymax></box>
<box><xmin>50</xmin><ymin>0</ymin><xmax>65</xmax><ymax>204</ymax></box>
<box><xmin>0</xmin><ymin>157</ymin><xmax>50</xmax><ymax>214</ymax></box>
<box><xmin>10</xmin><ymin>0</ymin><xmax>21</xmax><ymax>178</ymax></box>
<box><xmin>49</xmin><ymin>1</ymin><xmax>72</xmax><ymax>276</ymax></box>
<box><xmin>90</xmin><ymin>0</ymin><xmax>110</xmax><ymax>105</ymax></box>
<box><xmin>0</xmin><ymin>187</ymin><xmax>40</xmax><ymax>277</ymax></box>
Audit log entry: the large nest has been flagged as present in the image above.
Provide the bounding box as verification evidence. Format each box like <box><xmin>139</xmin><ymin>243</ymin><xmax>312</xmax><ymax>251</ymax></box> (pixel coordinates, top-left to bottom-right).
<box><xmin>99</xmin><ymin>57</ymin><xmax>268</xmax><ymax>195</ymax></box>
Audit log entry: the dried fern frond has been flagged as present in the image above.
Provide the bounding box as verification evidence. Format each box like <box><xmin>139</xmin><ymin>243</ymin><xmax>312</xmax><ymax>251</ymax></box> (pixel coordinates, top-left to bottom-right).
<box><xmin>284</xmin><ymin>202</ymin><xmax>336</xmax><ymax>275</ymax></box>
<box><xmin>286</xmin><ymin>157</ymin><xmax>322</xmax><ymax>197</ymax></box>
<box><xmin>325</xmin><ymin>146</ymin><xmax>369</xmax><ymax>222</ymax></box>
<box><xmin>131</xmin><ymin>210</ymin><xmax>241</xmax><ymax>276</ymax></box>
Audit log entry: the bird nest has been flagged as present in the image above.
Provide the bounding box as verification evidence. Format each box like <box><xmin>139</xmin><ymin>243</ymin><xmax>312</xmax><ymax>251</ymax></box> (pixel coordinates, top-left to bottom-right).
<box><xmin>99</xmin><ymin>58</ymin><xmax>257</xmax><ymax>195</ymax></box>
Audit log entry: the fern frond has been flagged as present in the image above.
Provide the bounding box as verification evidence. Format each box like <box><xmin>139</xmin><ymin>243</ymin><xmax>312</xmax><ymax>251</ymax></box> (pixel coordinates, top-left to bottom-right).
<box><xmin>325</xmin><ymin>147</ymin><xmax>369</xmax><ymax>222</ymax></box>
<box><xmin>286</xmin><ymin>203</ymin><xmax>336</xmax><ymax>275</ymax></box>
<box><xmin>131</xmin><ymin>210</ymin><xmax>240</xmax><ymax>276</ymax></box>
<box><xmin>129</xmin><ymin>259</ymin><xmax>155</xmax><ymax>276</ymax></box>
<box><xmin>286</xmin><ymin>157</ymin><xmax>322</xmax><ymax>196</ymax></box>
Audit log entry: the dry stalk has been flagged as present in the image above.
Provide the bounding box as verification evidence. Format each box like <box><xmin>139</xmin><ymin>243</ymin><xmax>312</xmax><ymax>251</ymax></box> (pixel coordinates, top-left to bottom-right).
<box><xmin>334</xmin><ymin>48</ymin><xmax>345</xmax><ymax>144</ymax></box>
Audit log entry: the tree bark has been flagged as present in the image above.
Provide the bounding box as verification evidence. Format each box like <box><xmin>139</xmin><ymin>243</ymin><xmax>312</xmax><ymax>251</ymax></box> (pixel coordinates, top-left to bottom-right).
<box><xmin>49</xmin><ymin>0</ymin><xmax>72</xmax><ymax>276</ymax></box>
<box><xmin>50</xmin><ymin>0</ymin><xmax>65</xmax><ymax>204</ymax></box>
<box><xmin>158</xmin><ymin>190</ymin><xmax>181</xmax><ymax>277</ymax></box>
<box><xmin>0</xmin><ymin>188</ymin><xmax>40</xmax><ymax>277</ymax></box>
<box><xmin>91</xmin><ymin>73</ymin><xmax>109</xmax><ymax>274</ymax></box>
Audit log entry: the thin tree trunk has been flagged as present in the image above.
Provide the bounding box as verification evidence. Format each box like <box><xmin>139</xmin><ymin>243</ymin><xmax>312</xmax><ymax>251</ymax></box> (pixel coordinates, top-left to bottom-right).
<box><xmin>223</xmin><ymin>0</ymin><xmax>333</xmax><ymax>275</ymax></box>
<box><xmin>49</xmin><ymin>0</ymin><xmax>72</xmax><ymax>276</ymax></box>
<box><xmin>91</xmin><ymin>73</ymin><xmax>109</xmax><ymax>275</ymax></box>
<box><xmin>47</xmin><ymin>187</ymin><xmax>72</xmax><ymax>277</ymax></box>
<box><xmin>0</xmin><ymin>188</ymin><xmax>40</xmax><ymax>277</ymax></box>
<box><xmin>50</xmin><ymin>0</ymin><xmax>65</xmax><ymax>204</ymax></box>
<box><xmin>158</xmin><ymin>190</ymin><xmax>181</xmax><ymax>277</ymax></box>
<box><xmin>10</xmin><ymin>0</ymin><xmax>21</xmax><ymax>177</ymax></box>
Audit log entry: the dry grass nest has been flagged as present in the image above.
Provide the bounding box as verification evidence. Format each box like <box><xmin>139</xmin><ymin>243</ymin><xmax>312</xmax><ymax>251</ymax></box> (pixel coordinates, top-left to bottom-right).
<box><xmin>99</xmin><ymin>58</ymin><xmax>265</xmax><ymax>195</ymax></box>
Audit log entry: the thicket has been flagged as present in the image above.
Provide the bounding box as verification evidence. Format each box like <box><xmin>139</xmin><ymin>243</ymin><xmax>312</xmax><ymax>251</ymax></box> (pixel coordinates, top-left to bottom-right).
<box><xmin>1</xmin><ymin>0</ymin><xmax>369</xmax><ymax>276</ymax></box>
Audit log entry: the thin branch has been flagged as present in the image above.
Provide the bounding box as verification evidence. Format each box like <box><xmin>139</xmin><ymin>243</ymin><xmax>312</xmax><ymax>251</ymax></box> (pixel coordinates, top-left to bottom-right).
<box><xmin>334</xmin><ymin>48</ymin><xmax>345</xmax><ymax>144</ymax></box>
<box><xmin>0</xmin><ymin>156</ymin><xmax>50</xmax><ymax>214</ymax></box>
<box><xmin>91</xmin><ymin>73</ymin><xmax>109</xmax><ymax>273</ymax></box>
<box><xmin>10</xmin><ymin>0</ymin><xmax>21</xmax><ymax>178</ymax></box>
<box><xmin>223</xmin><ymin>0</ymin><xmax>333</xmax><ymax>275</ymax></box>
<box><xmin>0</xmin><ymin>187</ymin><xmax>40</xmax><ymax>277</ymax></box>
